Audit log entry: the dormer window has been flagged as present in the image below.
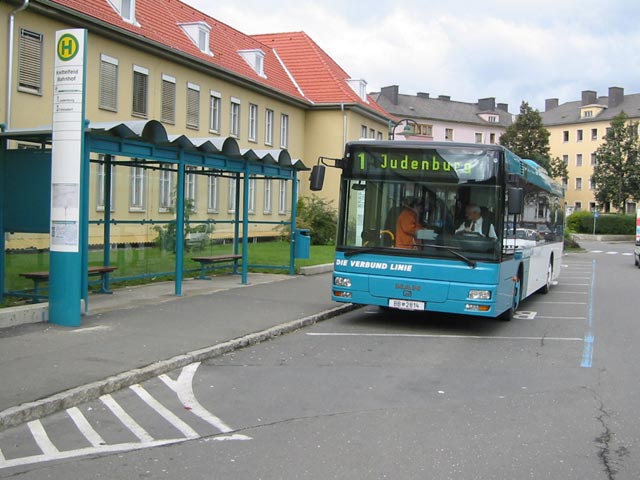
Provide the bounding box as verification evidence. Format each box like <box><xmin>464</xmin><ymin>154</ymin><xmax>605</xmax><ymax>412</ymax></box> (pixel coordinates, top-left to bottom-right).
<box><xmin>179</xmin><ymin>22</ymin><xmax>212</xmax><ymax>56</ymax></box>
<box><xmin>107</xmin><ymin>0</ymin><xmax>138</xmax><ymax>25</ymax></box>
<box><xmin>346</xmin><ymin>79</ymin><xmax>368</xmax><ymax>102</ymax></box>
<box><xmin>238</xmin><ymin>49</ymin><xmax>266</xmax><ymax>77</ymax></box>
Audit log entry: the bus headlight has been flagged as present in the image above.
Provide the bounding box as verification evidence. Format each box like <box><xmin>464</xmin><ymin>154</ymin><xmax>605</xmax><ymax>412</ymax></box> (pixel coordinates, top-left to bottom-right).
<box><xmin>468</xmin><ymin>290</ymin><xmax>491</xmax><ymax>300</ymax></box>
<box><xmin>334</xmin><ymin>276</ymin><xmax>352</xmax><ymax>288</ymax></box>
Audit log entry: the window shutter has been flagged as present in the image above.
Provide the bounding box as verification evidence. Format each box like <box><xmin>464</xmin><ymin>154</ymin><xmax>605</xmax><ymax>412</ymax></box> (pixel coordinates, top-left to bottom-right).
<box><xmin>99</xmin><ymin>60</ymin><xmax>118</xmax><ymax>111</ymax></box>
<box><xmin>132</xmin><ymin>71</ymin><xmax>148</xmax><ymax>116</ymax></box>
<box><xmin>18</xmin><ymin>29</ymin><xmax>43</xmax><ymax>94</ymax></box>
<box><xmin>161</xmin><ymin>79</ymin><xmax>176</xmax><ymax>123</ymax></box>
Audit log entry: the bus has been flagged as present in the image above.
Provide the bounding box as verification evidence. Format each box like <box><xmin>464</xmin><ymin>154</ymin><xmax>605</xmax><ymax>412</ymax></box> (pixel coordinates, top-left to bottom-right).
<box><xmin>311</xmin><ymin>141</ymin><xmax>564</xmax><ymax>320</ymax></box>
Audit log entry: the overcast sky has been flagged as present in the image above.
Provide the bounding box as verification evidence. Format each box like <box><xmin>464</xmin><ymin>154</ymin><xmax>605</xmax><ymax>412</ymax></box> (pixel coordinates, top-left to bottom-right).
<box><xmin>183</xmin><ymin>0</ymin><xmax>640</xmax><ymax>113</ymax></box>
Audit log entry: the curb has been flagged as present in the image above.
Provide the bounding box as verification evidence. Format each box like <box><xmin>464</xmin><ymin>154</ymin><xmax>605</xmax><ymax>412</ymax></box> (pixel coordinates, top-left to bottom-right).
<box><xmin>0</xmin><ymin>303</ymin><xmax>359</xmax><ymax>432</ymax></box>
<box><xmin>0</xmin><ymin>303</ymin><xmax>49</xmax><ymax>329</ymax></box>
<box><xmin>299</xmin><ymin>263</ymin><xmax>333</xmax><ymax>275</ymax></box>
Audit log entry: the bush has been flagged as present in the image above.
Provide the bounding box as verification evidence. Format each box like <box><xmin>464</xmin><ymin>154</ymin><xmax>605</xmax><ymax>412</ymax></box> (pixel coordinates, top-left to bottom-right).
<box><xmin>295</xmin><ymin>195</ymin><xmax>337</xmax><ymax>245</ymax></box>
<box><xmin>566</xmin><ymin>211</ymin><xmax>635</xmax><ymax>234</ymax></box>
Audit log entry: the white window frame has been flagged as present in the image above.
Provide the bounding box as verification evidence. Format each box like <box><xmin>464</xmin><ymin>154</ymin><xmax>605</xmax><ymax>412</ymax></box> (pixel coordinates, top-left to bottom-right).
<box><xmin>185</xmin><ymin>168</ymin><xmax>197</xmax><ymax>210</ymax></box>
<box><xmin>445</xmin><ymin>128</ymin><xmax>454</xmax><ymax>141</ymax></box>
<box><xmin>575</xmin><ymin>177</ymin><xmax>582</xmax><ymax>190</ymax></box>
<box><xmin>96</xmin><ymin>156</ymin><xmax>116</xmax><ymax>212</ymax></box>
<box><xmin>209</xmin><ymin>90</ymin><xmax>221</xmax><ymax>133</ymax></box>
<box><xmin>280</xmin><ymin>113</ymin><xmax>289</xmax><ymax>148</ymax></box>
<box><xmin>248</xmin><ymin>103</ymin><xmax>258</xmax><ymax>142</ymax></box>
<box><xmin>248</xmin><ymin>177</ymin><xmax>256</xmax><ymax>214</ymax></box>
<box><xmin>159</xmin><ymin>168</ymin><xmax>173</xmax><ymax>212</ymax></box>
<box><xmin>576</xmin><ymin>154</ymin><xmax>583</xmax><ymax>167</ymax></box>
<box><xmin>263</xmin><ymin>178</ymin><xmax>272</xmax><ymax>214</ymax></box>
<box><xmin>207</xmin><ymin>175</ymin><xmax>219</xmax><ymax>213</ymax></box>
<box><xmin>230</xmin><ymin>98</ymin><xmax>241</xmax><ymax>138</ymax></box>
<box><xmin>99</xmin><ymin>54</ymin><xmax>118</xmax><ymax>111</ymax></box>
<box><xmin>160</xmin><ymin>73</ymin><xmax>176</xmax><ymax>124</ymax></box>
<box><xmin>132</xmin><ymin>65</ymin><xmax>149</xmax><ymax>118</ymax></box>
<box><xmin>265</xmin><ymin>109</ymin><xmax>274</xmax><ymax>146</ymax></box>
<box><xmin>186</xmin><ymin>82</ymin><xmax>200</xmax><ymax>129</ymax></box>
<box><xmin>17</xmin><ymin>29</ymin><xmax>43</xmax><ymax>95</ymax></box>
<box><xmin>129</xmin><ymin>164</ymin><xmax>146</xmax><ymax>211</ymax></box>
<box><xmin>278</xmin><ymin>180</ymin><xmax>287</xmax><ymax>214</ymax></box>
<box><xmin>228</xmin><ymin>177</ymin><xmax>237</xmax><ymax>213</ymax></box>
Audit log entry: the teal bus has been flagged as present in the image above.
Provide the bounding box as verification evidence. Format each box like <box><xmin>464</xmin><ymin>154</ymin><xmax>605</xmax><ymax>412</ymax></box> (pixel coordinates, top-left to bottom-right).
<box><xmin>311</xmin><ymin>141</ymin><xmax>564</xmax><ymax>320</ymax></box>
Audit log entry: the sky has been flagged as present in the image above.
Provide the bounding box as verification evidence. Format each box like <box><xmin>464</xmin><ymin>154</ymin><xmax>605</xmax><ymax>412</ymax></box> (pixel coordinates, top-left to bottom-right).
<box><xmin>183</xmin><ymin>0</ymin><xmax>640</xmax><ymax>113</ymax></box>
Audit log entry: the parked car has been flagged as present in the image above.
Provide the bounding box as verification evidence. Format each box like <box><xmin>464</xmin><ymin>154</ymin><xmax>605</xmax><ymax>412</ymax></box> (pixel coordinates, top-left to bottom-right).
<box><xmin>186</xmin><ymin>224</ymin><xmax>212</xmax><ymax>248</ymax></box>
<box><xmin>634</xmin><ymin>242</ymin><xmax>640</xmax><ymax>268</ymax></box>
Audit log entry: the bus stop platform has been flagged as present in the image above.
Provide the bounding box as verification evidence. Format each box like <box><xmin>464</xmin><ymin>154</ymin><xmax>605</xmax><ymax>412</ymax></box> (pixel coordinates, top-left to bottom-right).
<box><xmin>0</xmin><ymin>269</ymin><xmax>353</xmax><ymax>431</ymax></box>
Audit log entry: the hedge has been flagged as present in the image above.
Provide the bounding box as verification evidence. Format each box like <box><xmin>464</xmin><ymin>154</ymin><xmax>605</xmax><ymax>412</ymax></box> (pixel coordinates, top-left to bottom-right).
<box><xmin>566</xmin><ymin>211</ymin><xmax>635</xmax><ymax>234</ymax></box>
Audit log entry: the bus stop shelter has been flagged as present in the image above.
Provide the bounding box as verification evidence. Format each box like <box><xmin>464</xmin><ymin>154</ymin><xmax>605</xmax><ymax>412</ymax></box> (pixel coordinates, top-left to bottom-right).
<box><xmin>0</xmin><ymin>120</ymin><xmax>308</xmax><ymax>326</ymax></box>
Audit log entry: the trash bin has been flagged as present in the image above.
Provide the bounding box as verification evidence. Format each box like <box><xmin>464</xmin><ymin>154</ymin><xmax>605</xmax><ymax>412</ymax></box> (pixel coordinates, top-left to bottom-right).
<box><xmin>294</xmin><ymin>228</ymin><xmax>311</xmax><ymax>259</ymax></box>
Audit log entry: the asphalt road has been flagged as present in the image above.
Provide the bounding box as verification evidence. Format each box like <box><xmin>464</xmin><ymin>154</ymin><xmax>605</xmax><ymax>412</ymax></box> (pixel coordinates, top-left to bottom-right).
<box><xmin>2</xmin><ymin>242</ymin><xmax>639</xmax><ymax>479</ymax></box>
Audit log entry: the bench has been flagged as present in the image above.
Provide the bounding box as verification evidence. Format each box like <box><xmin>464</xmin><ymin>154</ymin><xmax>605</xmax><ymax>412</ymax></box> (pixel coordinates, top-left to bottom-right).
<box><xmin>191</xmin><ymin>255</ymin><xmax>242</xmax><ymax>280</ymax></box>
<box><xmin>20</xmin><ymin>266</ymin><xmax>118</xmax><ymax>300</ymax></box>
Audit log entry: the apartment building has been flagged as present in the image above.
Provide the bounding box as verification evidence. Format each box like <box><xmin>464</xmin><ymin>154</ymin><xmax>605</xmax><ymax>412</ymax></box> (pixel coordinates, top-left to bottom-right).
<box><xmin>371</xmin><ymin>85</ymin><xmax>513</xmax><ymax>143</ymax></box>
<box><xmin>542</xmin><ymin>87</ymin><xmax>640</xmax><ymax>214</ymax></box>
<box><xmin>1</xmin><ymin>0</ymin><xmax>391</xmax><ymax>248</ymax></box>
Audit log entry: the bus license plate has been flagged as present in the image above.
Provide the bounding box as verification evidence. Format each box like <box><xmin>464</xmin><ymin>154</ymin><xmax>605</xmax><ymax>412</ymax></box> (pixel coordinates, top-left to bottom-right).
<box><xmin>388</xmin><ymin>299</ymin><xmax>425</xmax><ymax>311</ymax></box>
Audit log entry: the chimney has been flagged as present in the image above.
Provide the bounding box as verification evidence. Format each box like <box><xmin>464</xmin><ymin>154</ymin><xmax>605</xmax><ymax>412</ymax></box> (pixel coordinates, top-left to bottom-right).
<box><xmin>417</xmin><ymin>92</ymin><xmax>430</xmax><ymax>99</ymax></box>
<box><xmin>581</xmin><ymin>90</ymin><xmax>597</xmax><ymax>106</ymax></box>
<box><xmin>608</xmin><ymin>86</ymin><xmax>624</xmax><ymax>108</ymax></box>
<box><xmin>438</xmin><ymin>95</ymin><xmax>451</xmax><ymax>101</ymax></box>
<box><xmin>497</xmin><ymin>103</ymin><xmax>508</xmax><ymax>112</ymax></box>
<box><xmin>478</xmin><ymin>97</ymin><xmax>496</xmax><ymax>111</ymax></box>
<box><xmin>380</xmin><ymin>85</ymin><xmax>399</xmax><ymax>105</ymax></box>
<box><xmin>545</xmin><ymin>98</ymin><xmax>559</xmax><ymax>111</ymax></box>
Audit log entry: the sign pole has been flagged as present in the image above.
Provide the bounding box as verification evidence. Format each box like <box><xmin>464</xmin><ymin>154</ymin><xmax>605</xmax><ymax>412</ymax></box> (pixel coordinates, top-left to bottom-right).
<box><xmin>49</xmin><ymin>29</ymin><xmax>87</xmax><ymax>326</ymax></box>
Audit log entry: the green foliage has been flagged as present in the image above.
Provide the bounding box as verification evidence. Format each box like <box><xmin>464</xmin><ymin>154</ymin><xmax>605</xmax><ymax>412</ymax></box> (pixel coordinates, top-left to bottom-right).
<box><xmin>567</xmin><ymin>211</ymin><xmax>635</xmax><ymax>234</ymax></box>
<box><xmin>295</xmin><ymin>195</ymin><xmax>338</xmax><ymax>245</ymax></box>
<box><xmin>591</xmin><ymin>112</ymin><xmax>640</xmax><ymax>212</ymax></box>
<box><xmin>500</xmin><ymin>101</ymin><xmax>554</xmax><ymax>168</ymax></box>
<box><xmin>154</xmin><ymin>197</ymin><xmax>200</xmax><ymax>251</ymax></box>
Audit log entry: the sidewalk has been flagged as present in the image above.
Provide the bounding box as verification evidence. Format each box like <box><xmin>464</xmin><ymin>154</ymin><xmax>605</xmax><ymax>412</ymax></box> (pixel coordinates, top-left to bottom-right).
<box><xmin>0</xmin><ymin>269</ymin><xmax>354</xmax><ymax>431</ymax></box>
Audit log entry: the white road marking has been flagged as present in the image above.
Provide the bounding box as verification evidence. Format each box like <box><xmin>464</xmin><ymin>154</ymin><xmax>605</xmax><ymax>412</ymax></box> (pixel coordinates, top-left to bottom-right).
<box><xmin>100</xmin><ymin>394</ymin><xmax>154</xmax><ymax>443</ymax></box>
<box><xmin>535</xmin><ymin>301</ymin><xmax>587</xmax><ymax>305</ymax></box>
<box><xmin>159</xmin><ymin>362</ymin><xmax>250</xmax><ymax>440</ymax></box>
<box><xmin>129</xmin><ymin>385</ymin><xmax>199</xmax><ymax>440</ymax></box>
<box><xmin>27</xmin><ymin>420</ymin><xmax>58</xmax><ymax>455</ymax></box>
<box><xmin>69</xmin><ymin>326</ymin><xmax>111</xmax><ymax>333</ymax></box>
<box><xmin>67</xmin><ymin>407</ymin><xmax>106</xmax><ymax>447</ymax></box>
<box><xmin>306</xmin><ymin>332</ymin><xmax>583</xmax><ymax>342</ymax></box>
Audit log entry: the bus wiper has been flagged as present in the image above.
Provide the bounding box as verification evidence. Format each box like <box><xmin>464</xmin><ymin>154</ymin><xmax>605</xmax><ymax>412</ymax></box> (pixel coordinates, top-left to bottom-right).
<box><xmin>423</xmin><ymin>244</ymin><xmax>477</xmax><ymax>268</ymax></box>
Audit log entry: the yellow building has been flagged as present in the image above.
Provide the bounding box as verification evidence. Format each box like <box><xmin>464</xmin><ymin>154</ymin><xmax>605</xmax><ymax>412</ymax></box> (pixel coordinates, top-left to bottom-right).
<box><xmin>542</xmin><ymin>87</ymin><xmax>640</xmax><ymax>215</ymax></box>
<box><xmin>1</xmin><ymin>0</ymin><xmax>391</xmax><ymax>249</ymax></box>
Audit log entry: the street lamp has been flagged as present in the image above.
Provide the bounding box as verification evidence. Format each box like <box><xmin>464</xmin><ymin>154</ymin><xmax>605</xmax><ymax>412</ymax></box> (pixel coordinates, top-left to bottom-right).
<box><xmin>388</xmin><ymin>118</ymin><xmax>419</xmax><ymax>140</ymax></box>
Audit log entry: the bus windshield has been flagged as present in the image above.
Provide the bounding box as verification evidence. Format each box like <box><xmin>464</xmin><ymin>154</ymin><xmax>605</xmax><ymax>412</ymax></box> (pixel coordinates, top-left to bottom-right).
<box><xmin>338</xmin><ymin>145</ymin><xmax>503</xmax><ymax>262</ymax></box>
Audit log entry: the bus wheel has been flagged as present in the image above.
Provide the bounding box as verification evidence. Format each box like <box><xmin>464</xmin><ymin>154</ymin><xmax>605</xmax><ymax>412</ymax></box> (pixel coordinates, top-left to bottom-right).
<box><xmin>539</xmin><ymin>260</ymin><xmax>553</xmax><ymax>294</ymax></box>
<box><xmin>500</xmin><ymin>274</ymin><xmax>521</xmax><ymax>321</ymax></box>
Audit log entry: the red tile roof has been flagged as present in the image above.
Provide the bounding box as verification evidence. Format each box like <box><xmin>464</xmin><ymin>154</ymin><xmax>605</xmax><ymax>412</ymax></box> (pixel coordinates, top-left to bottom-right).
<box><xmin>46</xmin><ymin>0</ymin><xmax>389</xmax><ymax>118</ymax></box>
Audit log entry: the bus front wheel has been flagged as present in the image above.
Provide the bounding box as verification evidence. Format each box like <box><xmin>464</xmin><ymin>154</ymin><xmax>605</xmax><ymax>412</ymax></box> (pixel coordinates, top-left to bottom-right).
<box><xmin>499</xmin><ymin>273</ymin><xmax>521</xmax><ymax>321</ymax></box>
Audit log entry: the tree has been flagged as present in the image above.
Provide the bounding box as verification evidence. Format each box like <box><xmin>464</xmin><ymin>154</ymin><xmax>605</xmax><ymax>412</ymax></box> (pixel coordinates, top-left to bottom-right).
<box><xmin>499</xmin><ymin>101</ymin><xmax>566</xmax><ymax>180</ymax></box>
<box><xmin>591</xmin><ymin>112</ymin><xmax>640</xmax><ymax>212</ymax></box>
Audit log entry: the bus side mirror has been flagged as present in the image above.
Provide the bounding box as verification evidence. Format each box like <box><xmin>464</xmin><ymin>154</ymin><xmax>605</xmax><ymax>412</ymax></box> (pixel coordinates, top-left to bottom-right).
<box><xmin>309</xmin><ymin>165</ymin><xmax>325</xmax><ymax>191</ymax></box>
<box><xmin>508</xmin><ymin>187</ymin><xmax>524</xmax><ymax>214</ymax></box>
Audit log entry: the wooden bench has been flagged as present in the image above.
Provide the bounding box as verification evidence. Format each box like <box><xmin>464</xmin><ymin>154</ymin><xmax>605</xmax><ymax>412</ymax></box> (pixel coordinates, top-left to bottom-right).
<box><xmin>191</xmin><ymin>255</ymin><xmax>242</xmax><ymax>280</ymax></box>
<box><xmin>20</xmin><ymin>266</ymin><xmax>118</xmax><ymax>300</ymax></box>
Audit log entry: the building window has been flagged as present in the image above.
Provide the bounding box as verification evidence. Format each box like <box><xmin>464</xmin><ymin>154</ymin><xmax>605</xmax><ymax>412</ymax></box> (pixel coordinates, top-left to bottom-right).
<box><xmin>248</xmin><ymin>177</ymin><xmax>256</xmax><ymax>213</ymax></box>
<box><xmin>278</xmin><ymin>180</ymin><xmax>287</xmax><ymax>214</ymax></box>
<box><xmin>475</xmin><ymin>133</ymin><xmax>483</xmax><ymax>143</ymax></box>
<box><xmin>132</xmin><ymin>65</ymin><xmax>149</xmax><ymax>117</ymax></box>
<box><xmin>96</xmin><ymin>156</ymin><xmax>115</xmax><ymax>211</ymax></box>
<box><xmin>265</xmin><ymin>109</ymin><xmax>274</xmax><ymax>146</ymax></box>
<box><xmin>445</xmin><ymin>128</ymin><xmax>453</xmax><ymax>141</ymax></box>
<box><xmin>489</xmin><ymin>133</ymin><xmax>496</xmax><ymax>144</ymax></box>
<box><xmin>178</xmin><ymin>22</ymin><xmax>212</xmax><ymax>55</ymax></box>
<box><xmin>575</xmin><ymin>177</ymin><xmax>582</xmax><ymax>190</ymax></box>
<box><xmin>377</xmin><ymin>131</ymin><xmax>383</xmax><ymax>140</ymax></box>
<box><xmin>590</xmin><ymin>179</ymin><xmax>596</xmax><ymax>190</ymax></box>
<box><xmin>230</xmin><ymin>98</ymin><xmax>241</xmax><ymax>137</ymax></box>
<box><xmin>583</xmin><ymin>110</ymin><xmax>593</xmax><ymax>118</ymax></box>
<box><xmin>110</xmin><ymin>0</ymin><xmax>137</xmax><ymax>23</ymax></box>
<box><xmin>129</xmin><ymin>164</ymin><xmax>145</xmax><ymax>210</ymax></box>
<box><xmin>563</xmin><ymin>130</ymin><xmax>569</xmax><ymax>142</ymax></box>
<box><xmin>591</xmin><ymin>153</ymin><xmax>597</xmax><ymax>166</ymax></box>
<box><xmin>185</xmin><ymin>168</ymin><xmax>197</xmax><ymax>209</ymax></box>
<box><xmin>577</xmin><ymin>129</ymin><xmax>583</xmax><ymax>141</ymax></box>
<box><xmin>369</xmin><ymin>128</ymin><xmax>375</xmax><ymax>139</ymax></box>
<box><xmin>248</xmin><ymin>103</ymin><xmax>258</xmax><ymax>142</ymax></box>
<box><xmin>591</xmin><ymin>128</ymin><xmax>598</xmax><ymax>140</ymax></box>
<box><xmin>264</xmin><ymin>179</ymin><xmax>272</xmax><ymax>214</ymax></box>
<box><xmin>589</xmin><ymin>202</ymin><xmax>596</xmax><ymax>211</ymax></box>
<box><xmin>99</xmin><ymin>54</ymin><xmax>118</xmax><ymax>111</ymax></box>
<box><xmin>360</xmin><ymin>125</ymin><xmax>367</xmax><ymax>138</ymax></box>
<box><xmin>280</xmin><ymin>114</ymin><xmax>289</xmax><ymax>148</ymax></box>
<box><xmin>228</xmin><ymin>177</ymin><xmax>237</xmax><ymax>213</ymax></box>
<box><xmin>562</xmin><ymin>155</ymin><xmax>569</xmax><ymax>166</ymax></box>
<box><xmin>416</xmin><ymin>124</ymin><xmax>433</xmax><ymax>136</ymax></box>
<box><xmin>576</xmin><ymin>154</ymin><xmax>583</xmax><ymax>167</ymax></box>
<box><xmin>159</xmin><ymin>169</ymin><xmax>173</xmax><ymax>211</ymax></box>
<box><xmin>207</xmin><ymin>175</ymin><xmax>218</xmax><ymax>213</ymax></box>
<box><xmin>160</xmin><ymin>74</ymin><xmax>176</xmax><ymax>124</ymax></box>
<box><xmin>18</xmin><ymin>29</ymin><xmax>43</xmax><ymax>94</ymax></box>
<box><xmin>238</xmin><ymin>49</ymin><xmax>266</xmax><ymax>77</ymax></box>
<box><xmin>186</xmin><ymin>82</ymin><xmax>200</xmax><ymax>129</ymax></box>
<box><xmin>575</xmin><ymin>202</ymin><xmax>582</xmax><ymax>211</ymax></box>
<box><xmin>209</xmin><ymin>90</ymin><xmax>221</xmax><ymax>133</ymax></box>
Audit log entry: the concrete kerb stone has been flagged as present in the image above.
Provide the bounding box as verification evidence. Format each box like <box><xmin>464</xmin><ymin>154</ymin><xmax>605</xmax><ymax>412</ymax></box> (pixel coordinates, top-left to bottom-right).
<box><xmin>0</xmin><ymin>302</ymin><xmax>360</xmax><ymax>432</ymax></box>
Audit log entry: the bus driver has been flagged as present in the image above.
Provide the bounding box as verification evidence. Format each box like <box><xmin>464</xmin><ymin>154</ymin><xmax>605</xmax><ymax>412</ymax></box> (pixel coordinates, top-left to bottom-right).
<box><xmin>455</xmin><ymin>204</ymin><xmax>497</xmax><ymax>239</ymax></box>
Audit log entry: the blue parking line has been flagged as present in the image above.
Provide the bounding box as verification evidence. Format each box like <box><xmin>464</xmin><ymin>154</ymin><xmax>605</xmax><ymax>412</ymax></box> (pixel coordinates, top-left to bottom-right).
<box><xmin>580</xmin><ymin>260</ymin><xmax>596</xmax><ymax>368</ymax></box>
